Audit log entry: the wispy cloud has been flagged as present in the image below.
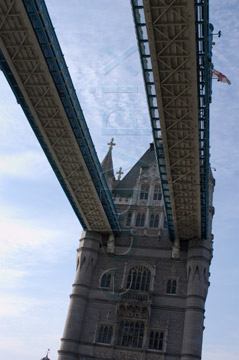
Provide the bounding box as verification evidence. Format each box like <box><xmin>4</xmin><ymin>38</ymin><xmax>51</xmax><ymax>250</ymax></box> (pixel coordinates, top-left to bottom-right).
<box><xmin>203</xmin><ymin>345</ymin><xmax>239</xmax><ymax>360</ymax></box>
<box><xmin>0</xmin><ymin>151</ymin><xmax>50</xmax><ymax>180</ymax></box>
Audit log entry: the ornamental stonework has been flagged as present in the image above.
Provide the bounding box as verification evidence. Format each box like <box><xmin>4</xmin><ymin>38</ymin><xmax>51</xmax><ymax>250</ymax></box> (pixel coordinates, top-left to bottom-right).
<box><xmin>114</xmin><ymin>350</ymin><xmax>143</xmax><ymax>360</ymax></box>
<box><xmin>94</xmin><ymin>346</ymin><xmax>113</xmax><ymax>358</ymax></box>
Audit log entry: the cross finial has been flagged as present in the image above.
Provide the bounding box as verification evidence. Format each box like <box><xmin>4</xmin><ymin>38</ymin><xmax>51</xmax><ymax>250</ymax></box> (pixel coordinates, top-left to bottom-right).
<box><xmin>116</xmin><ymin>167</ymin><xmax>123</xmax><ymax>180</ymax></box>
<box><xmin>107</xmin><ymin>138</ymin><xmax>115</xmax><ymax>150</ymax></box>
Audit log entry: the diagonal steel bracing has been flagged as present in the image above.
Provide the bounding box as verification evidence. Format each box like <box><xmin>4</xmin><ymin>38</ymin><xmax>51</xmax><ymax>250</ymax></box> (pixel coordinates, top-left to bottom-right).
<box><xmin>132</xmin><ymin>0</ymin><xmax>212</xmax><ymax>248</ymax></box>
<box><xmin>0</xmin><ymin>0</ymin><xmax>121</xmax><ymax>234</ymax></box>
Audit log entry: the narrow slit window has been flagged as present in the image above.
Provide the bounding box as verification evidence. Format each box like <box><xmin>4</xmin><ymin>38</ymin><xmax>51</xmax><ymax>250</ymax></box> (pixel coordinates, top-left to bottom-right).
<box><xmin>126</xmin><ymin>212</ymin><xmax>132</xmax><ymax>226</ymax></box>
<box><xmin>166</xmin><ymin>279</ymin><xmax>177</xmax><ymax>294</ymax></box>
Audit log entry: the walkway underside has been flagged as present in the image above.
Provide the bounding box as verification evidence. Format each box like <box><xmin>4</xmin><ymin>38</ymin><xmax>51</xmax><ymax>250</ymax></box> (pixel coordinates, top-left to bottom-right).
<box><xmin>143</xmin><ymin>0</ymin><xmax>202</xmax><ymax>241</ymax></box>
<box><xmin>0</xmin><ymin>0</ymin><xmax>120</xmax><ymax>233</ymax></box>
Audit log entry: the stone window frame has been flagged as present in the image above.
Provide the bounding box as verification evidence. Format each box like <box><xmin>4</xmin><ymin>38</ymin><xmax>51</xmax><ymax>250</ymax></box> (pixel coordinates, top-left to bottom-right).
<box><xmin>140</xmin><ymin>183</ymin><xmax>149</xmax><ymax>200</ymax></box>
<box><xmin>153</xmin><ymin>185</ymin><xmax>162</xmax><ymax>201</ymax></box>
<box><xmin>165</xmin><ymin>277</ymin><xmax>178</xmax><ymax>295</ymax></box>
<box><xmin>122</xmin><ymin>262</ymin><xmax>155</xmax><ymax>293</ymax></box>
<box><xmin>135</xmin><ymin>213</ymin><xmax>145</xmax><ymax>227</ymax></box>
<box><xmin>100</xmin><ymin>270</ymin><xmax>112</xmax><ymax>290</ymax></box>
<box><xmin>126</xmin><ymin>264</ymin><xmax>151</xmax><ymax>292</ymax></box>
<box><xmin>125</xmin><ymin>211</ymin><xmax>132</xmax><ymax>227</ymax></box>
<box><xmin>117</xmin><ymin>319</ymin><xmax>146</xmax><ymax>349</ymax></box>
<box><xmin>97</xmin><ymin>323</ymin><xmax>114</xmax><ymax>345</ymax></box>
<box><xmin>148</xmin><ymin>328</ymin><xmax>165</xmax><ymax>352</ymax></box>
<box><xmin>149</xmin><ymin>213</ymin><xmax>160</xmax><ymax>228</ymax></box>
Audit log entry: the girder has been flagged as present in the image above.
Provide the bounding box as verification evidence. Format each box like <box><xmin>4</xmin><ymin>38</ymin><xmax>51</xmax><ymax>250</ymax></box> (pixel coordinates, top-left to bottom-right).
<box><xmin>132</xmin><ymin>0</ymin><xmax>212</xmax><ymax>244</ymax></box>
<box><xmin>0</xmin><ymin>0</ymin><xmax>121</xmax><ymax>234</ymax></box>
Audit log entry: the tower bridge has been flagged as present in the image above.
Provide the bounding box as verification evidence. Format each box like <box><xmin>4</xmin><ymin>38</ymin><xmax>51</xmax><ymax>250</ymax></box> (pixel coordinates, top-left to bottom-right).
<box><xmin>0</xmin><ymin>1</ymin><xmax>215</xmax><ymax>359</ymax></box>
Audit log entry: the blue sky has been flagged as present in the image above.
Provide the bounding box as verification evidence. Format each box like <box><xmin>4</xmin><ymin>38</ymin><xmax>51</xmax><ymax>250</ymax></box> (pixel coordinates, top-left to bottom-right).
<box><xmin>0</xmin><ymin>1</ymin><xmax>238</xmax><ymax>359</ymax></box>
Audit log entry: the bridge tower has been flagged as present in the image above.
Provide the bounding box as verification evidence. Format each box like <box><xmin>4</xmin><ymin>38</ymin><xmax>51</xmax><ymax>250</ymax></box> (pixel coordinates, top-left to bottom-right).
<box><xmin>58</xmin><ymin>143</ymin><xmax>214</xmax><ymax>360</ymax></box>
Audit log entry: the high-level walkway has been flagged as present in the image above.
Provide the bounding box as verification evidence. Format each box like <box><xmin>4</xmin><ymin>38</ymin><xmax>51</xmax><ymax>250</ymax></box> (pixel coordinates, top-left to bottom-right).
<box><xmin>131</xmin><ymin>0</ymin><xmax>212</xmax><ymax>254</ymax></box>
<box><xmin>0</xmin><ymin>0</ymin><xmax>120</xmax><ymax>234</ymax></box>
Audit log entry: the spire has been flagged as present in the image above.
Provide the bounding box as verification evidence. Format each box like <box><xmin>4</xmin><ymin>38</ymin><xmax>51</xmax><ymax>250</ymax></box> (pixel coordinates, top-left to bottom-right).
<box><xmin>101</xmin><ymin>139</ymin><xmax>116</xmax><ymax>188</ymax></box>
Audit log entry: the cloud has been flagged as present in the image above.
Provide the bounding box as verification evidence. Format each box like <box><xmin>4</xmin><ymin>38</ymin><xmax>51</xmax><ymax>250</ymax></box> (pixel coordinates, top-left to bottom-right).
<box><xmin>0</xmin><ymin>295</ymin><xmax>48</xmax><ymax>317</ymax></box>
<box><xmin>0</xmin><ymin>151</ymin><xmax>51</xmax><ymax>180</ymax></box>
<box><xmin>203</xmin><ymin>345</ymin><xmax>239</xmax><ymax>360</ymax></box>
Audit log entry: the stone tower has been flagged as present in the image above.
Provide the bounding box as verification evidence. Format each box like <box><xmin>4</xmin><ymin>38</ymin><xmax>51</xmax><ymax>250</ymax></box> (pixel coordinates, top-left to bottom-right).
<box><xmin>58</xmin><ymin>143</ymin><xmax>214</xmax><ymax>360</ymax></box>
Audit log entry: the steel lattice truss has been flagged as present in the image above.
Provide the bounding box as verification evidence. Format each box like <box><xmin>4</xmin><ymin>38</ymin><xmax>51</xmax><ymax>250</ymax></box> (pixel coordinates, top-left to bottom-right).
<box><xmin>132</xmin><ymin>0</ymin><xmax>211</xmax><ymax>243</ymax></box>
<box><xmin>0</xmin><ymin>0</ymin><xmax>120</xmax><ymax>233</ymax></box>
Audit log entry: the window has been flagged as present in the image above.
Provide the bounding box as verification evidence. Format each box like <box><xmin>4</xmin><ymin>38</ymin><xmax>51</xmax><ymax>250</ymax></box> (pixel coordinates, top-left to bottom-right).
<box><xmin>126</xmin><ymin>212</ymin><xmax>132</xmax><ymax>226</ymax></box>
<box><xmin>117</xmin><ymin>321</ymin><xmax>144</xmax><ymax>348</ymax></box>
<box><xmin>127</xmin><ymin>265</ymin><xmax>151</xmax><ymax>291</ymax></box>
<box><xmin>149</xmin><ymin>331</ymin><xmax>164</xmax><ymax>350</ymax></box>
<box><xmin>98</xmin><ymin>325</ymin><xmax>113</xmax><ymax>344</ymax></box>
<box><xmin>153</xmin><ymin>186</ymin><xmax>162</xmax><ymax>201</ymax></box>
<box><xmin>101</xmin><ymin>273</ymin><xmax>111</xmax><ymax>288</ymax></box>
<box><xmin>140</xmin><ymin>184</ymin><xmax>149</xmax><ymax>200</ymax></box>
<box><xmin>166</xmin><ymin>279</ymin><xmax>177</xmax><ymax>294</ymax></box>
<box><xmin>135</xmin><ymin>213</ymin><xmax>145</xmax><ymax>227</ymax></box>
<box><xmin>149</xmin><ymin>214</ymin><xmax>159</xmax><ymax>228</ymax></box>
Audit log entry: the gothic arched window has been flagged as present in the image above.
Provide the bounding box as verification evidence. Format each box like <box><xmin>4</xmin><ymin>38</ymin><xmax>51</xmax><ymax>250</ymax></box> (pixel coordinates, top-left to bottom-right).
<box><xmin>127</xmin><ymin>265</ymin><xmax>151</xmax><ymax>291</ymax></box>
<box><xmin>101</xmin><ymin>272</ymin><xmax>111</xmax><ymax>288</ymax></box>
<box><xmin>140</xmin><ymin>184</ymin><xmax>149</xmax><ymax>200</ymax></box>
<box><xmin>153</xmin><ymin>185</ymin><xmax>162</xmax><ymax>200</ymax></box>
<box><xmin>149</xmin><ymin>330</ymin><xmax>164</xmax><ymax>350</ymax></box>
<box><xmin>166</xmin><ymin>279</ymin><xmax>177</xmax><ymax>294</ymax></box>
<box><xmin>149</xmin><ymin>214</ymin><xmax>159</xmax><ymax>228</ymax></box>
<box><xmin>117</xmin><ymin>321</ymin><xmax>144</xmax><ymax>348</ymax></box>
<box><xmin>135</xmin><ymin>213</ymin><xmax>145</xmax><ymax>227</ymax></box>
<box><xmin>98</xmin><ymin>325</ymin><xmax>113</xmax><ymax>344</ymax></box>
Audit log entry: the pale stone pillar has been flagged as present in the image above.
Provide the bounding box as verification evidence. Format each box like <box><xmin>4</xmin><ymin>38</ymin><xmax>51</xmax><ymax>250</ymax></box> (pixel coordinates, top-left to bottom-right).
<box><xmin>58</xmin><ymin>230</ymin><xmax>102</xmax><ymax>360</ymax></box>
<box><xmin>181</xmin><ymin>240</ymin><xmax>211</xmax><ymax>360</ymax></box>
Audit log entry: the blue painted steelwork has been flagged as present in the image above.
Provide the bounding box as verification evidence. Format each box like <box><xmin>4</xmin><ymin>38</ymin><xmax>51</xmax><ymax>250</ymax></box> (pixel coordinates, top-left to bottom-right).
<box><xmin>1</xmin><ymin>0</ymin><xmax>121</xmax><ymax>233</ymax></box>
<box><xmin>195</xmin><ymin>1</ymin><xmax>213</xmax><ymax>239</ymax></box>
<box><xmin>131</xmin><ymin>0</ymin><xmax>175</xmax><ymax>241</ymax></box>
<box><xmin>0</xmin><ymin>52</ymin><xmax>87</xmax><ymax>230</ymax></box>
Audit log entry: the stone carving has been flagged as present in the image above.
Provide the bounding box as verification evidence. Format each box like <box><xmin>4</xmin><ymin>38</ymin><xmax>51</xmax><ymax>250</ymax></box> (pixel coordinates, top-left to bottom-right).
<box><xmin>107</xmin><ymin>233</ymin><xmax>115</xmax><ymax>253</ymax></box>
<box><xmin>117</xmin><ymin>303</ymin><xmax>149</xmax><ymax>320</ymax></box>
<box><xmin>114</xmin><ymin>350</ymin><xmax>142</xmax><ymax>360</ymax></box>
<box><xmin>146</xmin><ymin>354</ymin><xmax>164</xmax><ymax>360</ymax></box>
<box><xmin>106</xmin><ymin>310</ymin><xmax>111</xmax><ymax>320</ymax></box>
<box><xmin>94</xmin><ymin>346</ymin><xmax>113</xmax><ymax>358</ymax></box>
<box><xmin>151</xmin><ymin>317</ymin><xmax>161</xmax><ymax>328</ymax></box>
<box><xmin>193</xmin><ymin>266</ymin><xmax>200</xmax><ymax>283</ymax></box>
<box><xmin>190</xmin><ymin>238</ymin><xmax>201</xmax><ymax>247</ymax></box>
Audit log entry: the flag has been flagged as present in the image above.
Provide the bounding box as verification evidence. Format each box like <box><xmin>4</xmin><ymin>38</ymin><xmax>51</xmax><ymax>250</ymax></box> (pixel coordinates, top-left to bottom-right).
<box><xmin>212</xmin><ymin>69</ymin><xmax>231</xmax><ymax>85</ymax></box>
